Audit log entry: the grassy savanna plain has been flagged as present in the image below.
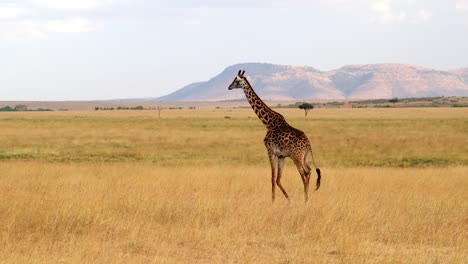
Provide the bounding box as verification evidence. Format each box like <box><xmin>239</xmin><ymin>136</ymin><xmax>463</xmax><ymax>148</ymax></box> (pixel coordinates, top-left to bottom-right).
<box><xmin>0</xmin><ymin>108</ymin><xmax>467</xmax><ymax>263</ymax></box>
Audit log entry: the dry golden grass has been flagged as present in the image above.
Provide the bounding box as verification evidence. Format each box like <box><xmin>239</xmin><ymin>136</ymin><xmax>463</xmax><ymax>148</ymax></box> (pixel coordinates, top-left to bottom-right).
<box><xmin>0</xmin><ymin>108</ymin><xmax>467</xmax><ymax>263</ymax></box>
<box><xmin>1</xmin><ymin>163</ymin><xmax>466</xmax><ymax>263</ymax></box>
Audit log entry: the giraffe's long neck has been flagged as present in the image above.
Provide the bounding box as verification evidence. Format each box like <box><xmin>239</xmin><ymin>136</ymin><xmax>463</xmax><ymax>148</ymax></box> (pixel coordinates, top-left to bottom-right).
<box><xmin>241</xmin><ymin>79</ymin><xmax>287</xmax><ymax>130</ymax></box>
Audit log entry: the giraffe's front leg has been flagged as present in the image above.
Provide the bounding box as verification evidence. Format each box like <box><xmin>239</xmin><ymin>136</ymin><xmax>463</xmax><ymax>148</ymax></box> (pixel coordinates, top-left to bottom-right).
<box><xmin>267</xmin><ymin>151</ymin><xmax>277</xmax><ymax>202</ymax></box>
<box><xmin>276</xmin><ymin>156</ymin><xmax>289</xmax><ymax>200</ymax></box>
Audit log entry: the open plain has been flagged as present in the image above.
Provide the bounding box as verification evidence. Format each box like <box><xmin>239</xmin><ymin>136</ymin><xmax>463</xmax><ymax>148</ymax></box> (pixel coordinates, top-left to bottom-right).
<box><xmin>0</xmin><ymin>108</ymin><xmax>467</xmax><ymax>263</ymax></box>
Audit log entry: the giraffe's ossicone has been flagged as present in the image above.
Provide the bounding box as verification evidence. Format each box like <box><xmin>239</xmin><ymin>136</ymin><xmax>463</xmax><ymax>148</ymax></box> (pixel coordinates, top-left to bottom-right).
<box><xmin>228</xmin><ymin>70</ymin><xmax>321</xmax><ymax>202</ymax></box>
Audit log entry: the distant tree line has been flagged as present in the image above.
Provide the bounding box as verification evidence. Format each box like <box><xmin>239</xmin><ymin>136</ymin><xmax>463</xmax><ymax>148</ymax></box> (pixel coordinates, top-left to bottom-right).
<box><xmin>351</xmin><ymin>96</ymin><xmax>467</xmax><ymax>108</ymax></box>
<box><xmin>94</xmin><ymin>106</ymin><xmax>192</xmax><ymax>111</ymax></box>
<box><xmin>95</xmin><ymin>106</ymin><xmax>145</xmax><ymax>111</ymax></box>
<box><xmin>0</xmin><ymin>105</ymin><xmax>53</xmax><ymax>112</ymax></box>
<box><xmin>269</xmin><ymin>96</ymin><xmax>467</xmax><ymax>109</ymax></box>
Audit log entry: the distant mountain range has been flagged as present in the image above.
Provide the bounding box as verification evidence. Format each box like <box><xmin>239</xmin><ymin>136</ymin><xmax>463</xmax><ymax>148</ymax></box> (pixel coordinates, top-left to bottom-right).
<box><xmin>158</xmin><ymin>63</ymin><xmax>468</xmax><ymax>101</ymax></box>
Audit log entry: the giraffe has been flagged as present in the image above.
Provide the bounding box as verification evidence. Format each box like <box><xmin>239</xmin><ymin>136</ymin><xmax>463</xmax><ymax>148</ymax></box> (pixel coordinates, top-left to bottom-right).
<box><xmin>228</xmin><ymin>70</ymin><xmax>321</xmax><ymax>202</ymax></box>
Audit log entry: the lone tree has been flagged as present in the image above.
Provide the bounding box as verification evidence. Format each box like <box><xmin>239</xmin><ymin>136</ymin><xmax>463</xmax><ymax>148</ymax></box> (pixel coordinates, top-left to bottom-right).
<box><xmin>298</xmin><ymin>102</ymin><xmax>314</xmax><ymax>117</ymax></box>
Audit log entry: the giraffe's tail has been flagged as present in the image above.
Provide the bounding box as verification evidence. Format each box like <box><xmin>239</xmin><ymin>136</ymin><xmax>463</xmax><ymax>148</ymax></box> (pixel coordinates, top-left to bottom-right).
<box><xmin>315</xmin><ymin>168</ymin><xmax>321</xmax><ymax>190</ymax></box>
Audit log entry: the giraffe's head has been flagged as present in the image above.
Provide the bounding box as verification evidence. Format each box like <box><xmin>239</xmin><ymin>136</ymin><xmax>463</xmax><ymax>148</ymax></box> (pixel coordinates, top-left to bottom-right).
<box><xmin>228</xmin><ymin>70</ymin><xmax>246</xmax><ymax>90</ymax></box>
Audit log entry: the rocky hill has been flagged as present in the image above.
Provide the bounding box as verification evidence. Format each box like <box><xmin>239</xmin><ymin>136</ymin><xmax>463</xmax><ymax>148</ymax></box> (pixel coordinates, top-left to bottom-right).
<box><xmin>450</xmin><ymin>68</ymin><xmax>468</xmax><ymax>85</ymax></box>
<box><xmin>158</xmin><ymin>63</ymin><xmax>468</xmax><ymax>101</ymax></box>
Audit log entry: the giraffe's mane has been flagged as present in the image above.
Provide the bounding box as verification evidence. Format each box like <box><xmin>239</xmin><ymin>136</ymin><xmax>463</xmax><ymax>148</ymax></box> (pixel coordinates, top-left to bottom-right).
<box><xmin>241</xmin><ymin>75</ymin><xmax>282</xmax><ymax>117</ymax></box>
<box><xmin>240</xmin><ymin>76</ymin><xmax>252</xmax><ymax>88</ymax></box>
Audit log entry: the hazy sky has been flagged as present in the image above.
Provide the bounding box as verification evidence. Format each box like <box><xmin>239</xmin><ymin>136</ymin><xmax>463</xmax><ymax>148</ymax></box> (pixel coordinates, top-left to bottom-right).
<box><xmin>1</xmin><ymin>0</ymin><xmax>468</xmax><ymax>100</ymax></box>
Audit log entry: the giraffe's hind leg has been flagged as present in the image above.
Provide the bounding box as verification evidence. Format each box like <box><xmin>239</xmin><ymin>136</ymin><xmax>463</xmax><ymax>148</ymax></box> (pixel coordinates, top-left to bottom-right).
<box><xmin>267</xmin><ymin>152</ymin><xmax>277</xmax><ymax>202</ymax></box>
<box><xmin>304</xmin><ymin>153</ymin><xmax>312</xmax><ymax>186</ymax></box>
<box><xmin>292</xmin><ymin>155</ymin><xmax>310</xmax><ymax>202</ymax></box>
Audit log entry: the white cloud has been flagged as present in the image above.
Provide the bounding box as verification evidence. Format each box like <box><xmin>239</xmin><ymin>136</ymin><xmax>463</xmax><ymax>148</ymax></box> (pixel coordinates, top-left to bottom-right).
<box><xmin>45</xmin><ymin>18</ymin><xmax>95</xmax><ymax>32</ymax></box>
<box><xmin>30</xmin><ymin>0</ymin><xmax>113</xmax><ymax>10</ymax></box>
<box><xmin>456</xmin><ymin>1</ymin><xmax>468</xmax><ymax>13</ymax></box>
<box><xmin>0</xmin><ymin>0</ymin><xmax>114</xmax><ymax>40</ymax></box>
<box><xmin>370</xmin><ymin>0</ymin><xmax>392</xmax><ymax>13</ymax></box>
<box><xmin>0</xmin><ymin>4</ymin><xmax>29</xmax><ymax>19</ymax></box>
<box><xmin>369</xmin><ymin>0</ymin><xmax>434</xmax><ymax>24</ymax></box>
<box><xmin>0</xmin><ymin>17</ymin><xmax>96</xmax><ymax>40</ymax></box>
<box><xmin>370</xmin><ymin>0</ymin><xmax>407</xmax><ymax>24</ymax></box>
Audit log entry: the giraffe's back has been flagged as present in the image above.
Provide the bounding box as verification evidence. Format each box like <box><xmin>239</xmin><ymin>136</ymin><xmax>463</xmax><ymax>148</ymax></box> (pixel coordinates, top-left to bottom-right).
<box><xmin>264</xmin><ymin>124</ymin><xmax>311</xmax><ymax>158</ymax></box>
